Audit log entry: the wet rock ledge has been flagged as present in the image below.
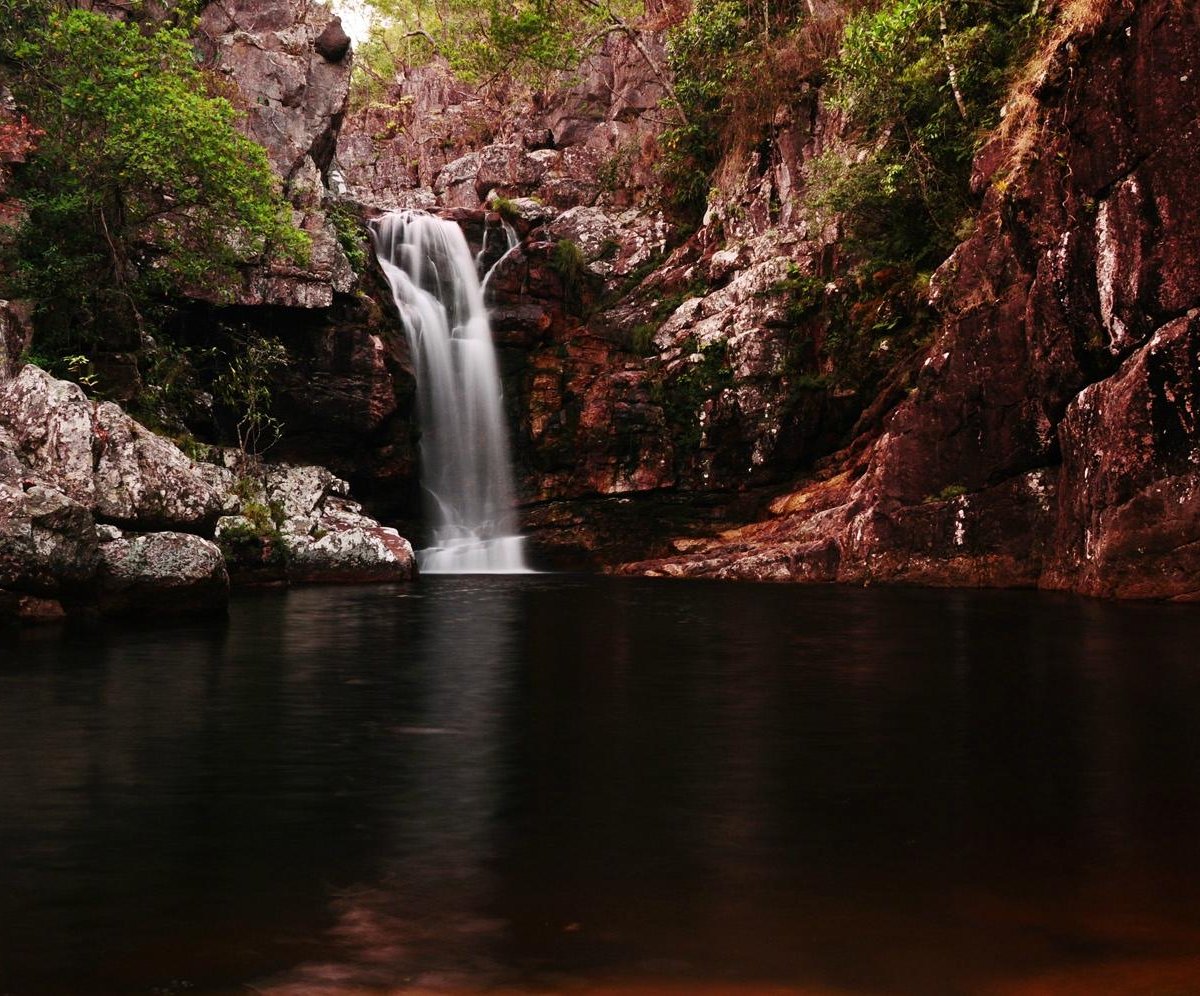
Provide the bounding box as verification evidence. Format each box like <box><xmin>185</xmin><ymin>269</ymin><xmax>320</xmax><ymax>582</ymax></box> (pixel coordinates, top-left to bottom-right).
<box><xmin>0</xmin><ymin>365</ymin><xmax>415</xmax><ymax>623</ymax></box>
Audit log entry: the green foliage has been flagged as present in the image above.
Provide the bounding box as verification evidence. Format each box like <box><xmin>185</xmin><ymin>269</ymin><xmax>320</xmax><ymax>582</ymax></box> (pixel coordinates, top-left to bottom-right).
<box><xmin>653</xmin><ymin>339</ymin><xmax>734</xmax><ymax>453</ymax></box>
<box><xmin>822</xmin><ymin>266</ymin><xmax>935</xmax><ymax>393</ymax></box>
<box><xmin>487</xmin><ymin>193</ymin><xmax>522</xmax><ymax>224</ymax></box>
<box><xmin>772</xmin><ymin>263</ymin><xmax>825</xmax><ymax>323</ymax></box>
<box><xmin>658</xmin><ymin>0</ymin><xmax>747</xmax><ymax>218</ymax></box>
<box><xmin>358</xmin><ymin>0</ymin><xmax>641</xmax><ymax>91</ymax></box>
<box><xmin>630</xmin><ymin>322</ymin><xmax>657</xmax><ymax>355</ymax></box>
<box><xmin>326</xmin><ymin>201</ymin><xmax>368</xmax><ymax>273</ymax></box>
<box><xmin>550</xmin><ymin>238</ymin><xmax>589</xmax><ymax>313</ymax></box>
<box><xmin>818</xmin><ymin>0</ymin><xmax>1040</xmax><ymax>267</ymax></box>
<box><xmin>214</xmin><ymin>333</ymin><xmax>289</xmax><ymax>457</ymax></box>
<box><xmin>930</xmin><ymin>483</ymin><xmax>968</xmax><ymax>502</ymax></box>
<box><xmin>3</xmin><ymin>7</ymin><xmax>308</xmax><ymax>356</ymax></box>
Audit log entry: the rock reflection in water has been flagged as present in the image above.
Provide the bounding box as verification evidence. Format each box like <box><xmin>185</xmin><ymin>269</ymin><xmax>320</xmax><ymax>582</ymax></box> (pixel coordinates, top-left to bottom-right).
<box><xmin>262</xmin><ymin>581</ymin><xmax>518</xmax><ymax>993</ymax></box>
<box><xmin>3</xmin><ymin>580</ymin><xmax>1200</xmax><ymax>995</ymax></box>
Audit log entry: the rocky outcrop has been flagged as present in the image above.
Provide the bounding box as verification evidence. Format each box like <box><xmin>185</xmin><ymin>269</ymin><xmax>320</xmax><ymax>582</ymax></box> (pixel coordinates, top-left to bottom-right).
<box><xmin>215</xmin><ymin>461</ymin><xmax>416</xmax><ymax>584</ymax></box>
<box><xmin>339</xmin><ymin>32</ymin><xmax>668</xmax><ymax>213</ymax></box>
<box><xmin>0</xmin><ymin>366</ymin><xmax>416</xmax><ymax>622</ymax></box>
<box><xmin>622</xmin><ymin>0</ymin><xmax>1200</xmax><ymax>601</ymax></box>
<box><xmin>0</xmin><ymin>478</ymin><xmax>99</xmax><ymax>599</ymax></box>
<box><xmin>290</xmin><ymin>0</ymin><xmax>1197</xmax><ymax>594</ymax></box>
<box><xmin>195</xmin><ymin>0</ymin><xmax>357</xmax><ymax>310</ymax></box>
<box><xmin>97</xmin><ymin>531</ymin><xmax>229</xmax><ymax>617</ymax></box>
<box><xmin>197</xmin><ymin>0</ymin><xmax>351</xmax><ymax>181</ymax></box>
<box><xmin>0</xmin><ymin>366</ymin><xmax>225</xmax><ymax>531</ymax></box>
<box><xmin>1046</xmin><ymin>312</ymin><xmax>1200</xmax><ymax>600</ymax></box>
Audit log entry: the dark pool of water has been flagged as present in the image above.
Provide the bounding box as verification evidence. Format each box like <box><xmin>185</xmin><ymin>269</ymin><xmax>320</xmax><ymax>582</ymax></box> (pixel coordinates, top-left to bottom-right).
<box><xmin>3</xmin><ymin>577</ymin><xmax>1200</xmax><ymax>996</ymax></box>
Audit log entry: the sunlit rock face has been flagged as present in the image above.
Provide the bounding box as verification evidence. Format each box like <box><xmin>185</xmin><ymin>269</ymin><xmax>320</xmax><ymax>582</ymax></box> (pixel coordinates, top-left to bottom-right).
<box><xmin>623</xmin><ymin>0</ymin><xmax>1200</xmax><ymax>599</ymax></box>
<box><xmin>338</xmin><ymin>34</ymin><xmax>668</xmax><ymax>213</ymax></box>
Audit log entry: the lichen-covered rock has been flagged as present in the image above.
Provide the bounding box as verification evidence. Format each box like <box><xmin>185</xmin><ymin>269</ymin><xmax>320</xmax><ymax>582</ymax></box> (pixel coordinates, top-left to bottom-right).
<box><xmin>0</xmin><ymin>367</ymin><xmax>224</xmax><ymax>530</ymax></box>
<box><xmin>97</xmin><ymin>532</ymin><xmax>229</xmax><ymax>616</ymax></box>
<box><xmin>280</xmin><ymin>503</ymin><xmax>416</xmax><ymax>583</ymax></box>
<box><xmin>91</xmin><ymin>401</ymin><xmax>225</xmax><ymax>529</ymax></box>
<box><xmin>240</xmin><ymin>160</ymin><xmax>357</xmax><ymax>310</ymax></box>
<box><xmin>216</xmin><ymin>464</ymin><xmax>415</xmax><ymax>584</ymax></box>
<box><xmin>547</xmin><ymin>206</ymin><xmax>671</xmax><ymax>282</ymax></box>
<box><xmin>265</xmin><ymin>463</ymin><xmax>343</xmax><ymax>525</ymax></box>
<box><xmin>0</xmin><ymin>482</ymin><xmax>99</xmax><ymax>597</ymax></box>
<box><xmin>0</xmin><ymin>366</ymin><xmax>96</xmax><ymax>506</ymax></box>
<box><xmin>338</xmin><ymin>32</ymin><xmax>665</xmax><ymax>212</ymax></box>
<box><xmin>197</xmin><ymin>0</ymin><xmax>351</xmax><ymax>180</ymax></box>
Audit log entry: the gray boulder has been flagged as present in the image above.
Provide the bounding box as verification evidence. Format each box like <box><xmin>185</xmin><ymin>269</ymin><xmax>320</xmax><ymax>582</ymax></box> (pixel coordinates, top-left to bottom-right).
<box><xmin>98</xmin><ymin>532</ymin><xmax>229</xmax><ymax>616</ymax></box>
<box><xmin>0</xmin><ymin>366</ymin><xmax>225</xmax><ymax>530</ymax></box>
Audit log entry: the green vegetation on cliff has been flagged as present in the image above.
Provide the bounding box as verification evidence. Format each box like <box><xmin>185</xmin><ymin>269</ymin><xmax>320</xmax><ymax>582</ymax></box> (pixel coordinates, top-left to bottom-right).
<box><xmin>356</xmin><ymin>0</ymin><xmax>646</xmax><ymax>93</ymax></box>
<box><xmin>816</xmin><ymin>0</ymin><xmax>1041</xmax><ymax>267</ymax></box>
<box><xmin>0</xmin><ymin>2</ymin><xmax>307</xmax><ymax>366</ymax></box>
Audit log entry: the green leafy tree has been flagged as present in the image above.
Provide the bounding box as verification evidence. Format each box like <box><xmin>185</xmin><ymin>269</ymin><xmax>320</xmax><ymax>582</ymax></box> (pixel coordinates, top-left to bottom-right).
<box><xmin>357</xmin><ymin>0</ymin><xmax>653</xmax><ymax>92</ymax></box>
<box><xmin>2</xmin><ymin>5</ymin><xmax>309</xmax><ymax>356</ymax></box>
<box><xmin>819</xmin><ymin>0</ymin><xmax>1039</xmax><ymax>266</ymax></box>
<box><xmin>658</xmin><ymin>0</ymin><xmax>747</xmax><ymax>216</ymax></box>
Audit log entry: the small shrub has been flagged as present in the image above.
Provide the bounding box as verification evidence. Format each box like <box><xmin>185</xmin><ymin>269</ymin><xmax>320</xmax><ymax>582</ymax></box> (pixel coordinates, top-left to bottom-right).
<box><xmin>550</xmin><ymin>239</ymin><xmax>590</xmax><ymax>314</ymax></box>
<box><xmin>653</xmin><ymin>339</ymin><xmax>734</xmax><ymax>454</ymax></box>
<box><xmin>488</xmin><ymin>194</ymin><xmax>522</xmax><ymax>224</ymax></box>
<box><xmin>631</xmin><ymin>322</ymin><xmax>658</xmax><ymax>355</ymax></box>
<box><xmin>326</xmin><ymin>202</ymin><xmax>368</xmax><ymax>273</ymax></box>
<box><xmin>925</xmin><ymin>483</ymin><xmax>969</xmax><ymax>503</ymax></box>
<box><xmin>214</xmin><ymin>334</ymin><xmax>289</xmax><ymax>458</ymax></box>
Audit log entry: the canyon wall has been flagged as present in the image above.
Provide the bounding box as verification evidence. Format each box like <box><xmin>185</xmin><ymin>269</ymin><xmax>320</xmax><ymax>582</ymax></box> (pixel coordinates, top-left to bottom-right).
<box><xmin>10</xmin><ymin>0</ymin><xmax>1196</xmax><ymax>599</ymax></box>
<box><xmin>622</xmin><ymin>0</ymin><xmax>1200</xmax><ymax>600</ymax></box>
<box><xmin>335</xmin><ymin>0</ymin><xmax>1200</xmax><ymax>596</ymax></box>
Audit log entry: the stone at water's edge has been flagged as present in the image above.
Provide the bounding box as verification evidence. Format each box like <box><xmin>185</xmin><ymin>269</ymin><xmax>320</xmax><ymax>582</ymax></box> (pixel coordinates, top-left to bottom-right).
<box><xmin>0</xmin><ymin>482</ymin><xmax>100</xmax><ymax>598</ymax></box>
<box><xmin>215</xmin><ymin>462</ymin><xmax>416</xmax><ymax>584</ymax></box>
<box><xmin>620</xmin><ymin>0</ymin><xmax>1200</xmax><ymax>600</ymax></box>
<box><xmin>0</xmin><ymin>365</ymin><xmax>417</xmax><ymax>621</ymax></box>
<box><xmin>1046</xmin><ymin>312</ymin><xmax>1200</xmax><ymax>600</ymax></box>
<box><xmin>97</xmin><ymin>532</ymin><xmax>230</xmax><ymax>617</ymax></box>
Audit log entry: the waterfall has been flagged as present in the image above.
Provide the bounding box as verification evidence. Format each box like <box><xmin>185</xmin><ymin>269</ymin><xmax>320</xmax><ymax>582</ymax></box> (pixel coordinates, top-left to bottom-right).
<box><xmin>370</xmin><ymin>210</ymin><xmax>528</xmax><ymax>574</ymax></box>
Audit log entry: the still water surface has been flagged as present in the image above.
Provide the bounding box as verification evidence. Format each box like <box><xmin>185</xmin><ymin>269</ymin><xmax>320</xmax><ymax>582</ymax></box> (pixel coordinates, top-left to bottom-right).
<box><xmin>3</xmin><ymin>577</ymin><xmax>1200</xmax><ymax>995</ymax></box>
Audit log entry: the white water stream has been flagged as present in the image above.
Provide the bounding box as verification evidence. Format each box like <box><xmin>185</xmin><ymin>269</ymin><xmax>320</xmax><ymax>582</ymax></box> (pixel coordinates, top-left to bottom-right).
<box><xmin>370</xmin><ymin>211</ymin><xmax>528</xmax><ymax>573</ymax></box>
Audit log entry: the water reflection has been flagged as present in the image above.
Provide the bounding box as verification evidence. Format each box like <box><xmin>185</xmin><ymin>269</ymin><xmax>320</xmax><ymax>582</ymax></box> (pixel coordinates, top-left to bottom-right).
<box><xmin>264</xmin><ymin>581</ymin><xmax>521</xmax><ymax>992</ymax></box>
<box><xmin>2</xmin><ymin>581</ymin><xmax>1200</xmax><ymax>995</ymax></box>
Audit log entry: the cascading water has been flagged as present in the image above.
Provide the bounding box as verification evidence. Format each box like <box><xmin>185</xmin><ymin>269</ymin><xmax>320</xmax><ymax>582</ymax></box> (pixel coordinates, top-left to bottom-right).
<box><xmin>370</xmin><ymin>211</ymin><xmax>528</xmax><ymax>573</ymax></box>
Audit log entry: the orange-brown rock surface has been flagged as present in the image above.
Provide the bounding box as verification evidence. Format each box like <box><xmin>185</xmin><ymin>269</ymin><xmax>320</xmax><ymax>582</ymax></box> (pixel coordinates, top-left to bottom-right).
<box><xmin>621</xmin><ymin>0</ymin><xmax>1200</xmax><ymax>600</ymax></box>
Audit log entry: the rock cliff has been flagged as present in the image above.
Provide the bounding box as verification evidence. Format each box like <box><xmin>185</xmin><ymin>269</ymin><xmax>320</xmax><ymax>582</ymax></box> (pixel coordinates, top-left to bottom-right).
<box><xmin>335</xmin><ymin>0</ymin><xmax>1200</xmax><ymax>597</ymax></box>
<box><xmin>620</xmin><ymin>0</ymin><xmax>1200</xmax><ymax>600</ymax></box>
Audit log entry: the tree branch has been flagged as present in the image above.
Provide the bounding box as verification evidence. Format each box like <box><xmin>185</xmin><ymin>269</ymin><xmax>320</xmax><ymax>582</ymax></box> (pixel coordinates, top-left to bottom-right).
<box><xmin>939</xmin><ymin>4</ymin><xmax>969</xmax><ymax>121</ymax></box>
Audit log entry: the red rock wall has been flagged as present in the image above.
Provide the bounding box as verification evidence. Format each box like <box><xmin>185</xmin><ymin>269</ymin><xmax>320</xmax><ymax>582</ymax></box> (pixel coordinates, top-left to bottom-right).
<box><xmin>627</xmin><ymin>0</ymin><xmax>1200</xmax><ymax>599</ymax></box>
